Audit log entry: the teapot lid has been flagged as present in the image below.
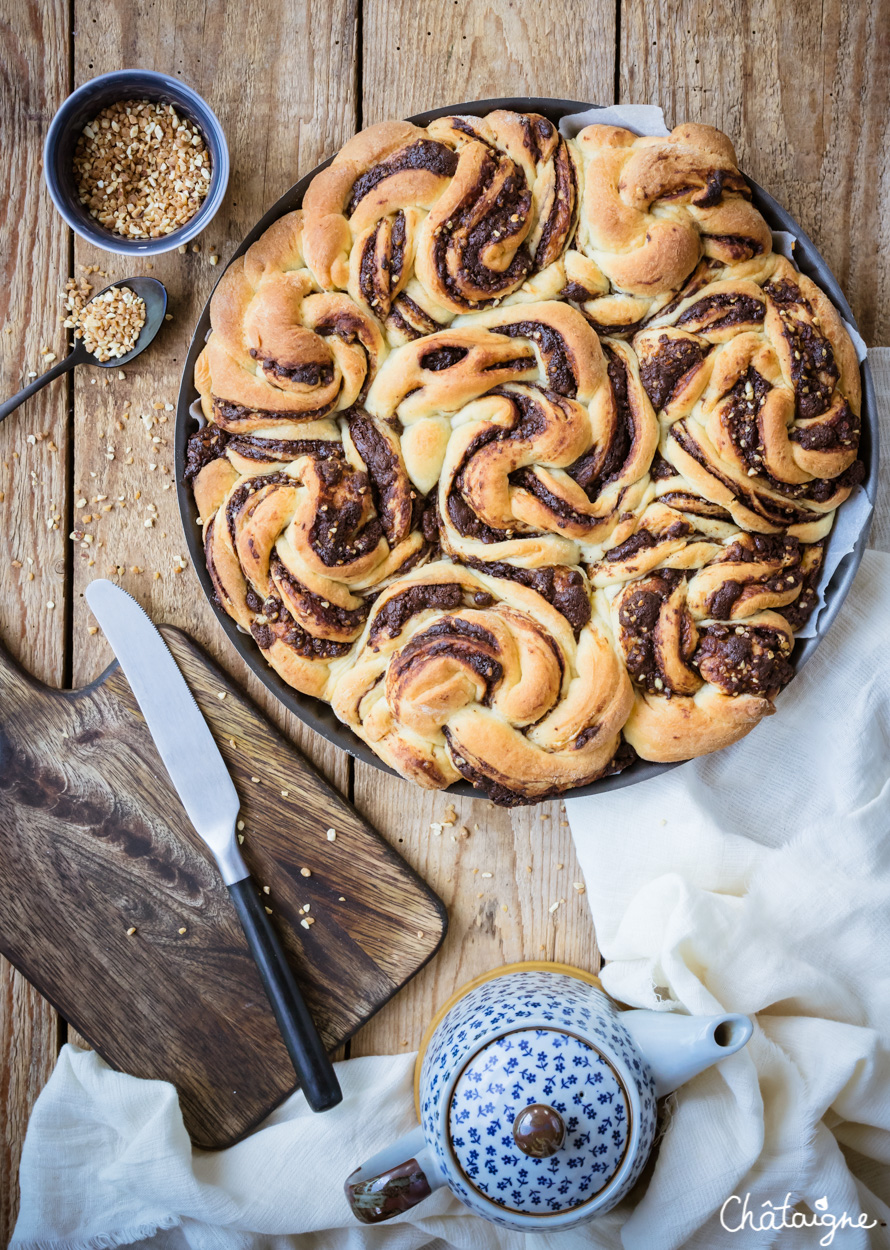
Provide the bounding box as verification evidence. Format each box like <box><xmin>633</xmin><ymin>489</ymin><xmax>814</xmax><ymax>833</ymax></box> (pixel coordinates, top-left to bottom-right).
<box><xmin>447</xmin><ymin>1027</ymin><xmax>632</xmax><ymax>1216</ymax></box>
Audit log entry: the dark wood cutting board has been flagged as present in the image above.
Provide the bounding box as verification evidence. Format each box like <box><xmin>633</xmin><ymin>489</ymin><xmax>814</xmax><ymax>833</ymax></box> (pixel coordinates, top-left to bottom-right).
<box><xmin>0</xmin><ymin>627</ymin><xmax>446</xmax><ymax>1148</ymax></box>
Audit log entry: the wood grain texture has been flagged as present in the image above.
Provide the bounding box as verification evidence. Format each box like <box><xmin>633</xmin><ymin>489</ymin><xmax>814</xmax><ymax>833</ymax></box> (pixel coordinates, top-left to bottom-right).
<box><xmin>350</xmin><ymin>0</ymin><xmax>615</xmax><ymax>1060</ymax></box>
<box><xmin>0</xmin><ymin>0</ymin><xmax>71</xmax><ymax>1237</ymax></box>
<box><xmin>349</xmin><ymin>787</ymin><xmax>599</xmax><ymax>1057</ymax></box>
<box><xmin>360</xmin><ymin>0</ymin><xmax>615</xmax><ymax>125</ymax></box>
<box><xmin>69</xmin><ymin>0</ymin><xmax>360</xmax><ymax>792</ymax></box>
<box><xmin>619</xmin><ymin>0</ymin><xmax>890</xmax><ymax>344</ymax></box>
<box><xmin>0</xmin><ymin>627</ymin><xmax>444</xmax><ymax>1148</ymax></box>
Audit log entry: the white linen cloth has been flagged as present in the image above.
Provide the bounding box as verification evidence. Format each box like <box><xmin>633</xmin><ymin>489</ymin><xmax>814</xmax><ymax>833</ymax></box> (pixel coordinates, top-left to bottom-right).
<box><xmin>11</xmin><ymin>355</ymin><xmax>890</xmax><ymax>1250</ymax></box>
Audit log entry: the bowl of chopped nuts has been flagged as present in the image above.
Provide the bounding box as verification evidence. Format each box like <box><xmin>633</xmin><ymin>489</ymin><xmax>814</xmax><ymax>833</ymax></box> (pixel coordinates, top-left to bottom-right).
<box><xmin>43</xmin><ymin>69</ymin><xmax>229</xmax><ymax>254</ymax></box>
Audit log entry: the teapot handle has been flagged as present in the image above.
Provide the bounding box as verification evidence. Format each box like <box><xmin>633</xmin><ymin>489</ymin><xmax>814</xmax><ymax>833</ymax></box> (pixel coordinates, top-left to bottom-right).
<box><xmin>345</xmin><ymin>1125</ymin><xmax>441</xmax><ymax>1223</ymax></box>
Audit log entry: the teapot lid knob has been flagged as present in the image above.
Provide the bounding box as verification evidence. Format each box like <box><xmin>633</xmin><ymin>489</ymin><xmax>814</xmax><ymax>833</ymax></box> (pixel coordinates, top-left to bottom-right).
<box><xmin>512</xmin><ymin>1103</ymin><xmax>566</xmax><ymax>1158</ymax></box>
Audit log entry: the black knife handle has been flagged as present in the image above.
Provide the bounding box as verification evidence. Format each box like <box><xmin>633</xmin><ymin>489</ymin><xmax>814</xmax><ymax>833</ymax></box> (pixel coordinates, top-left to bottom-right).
<box><xmin>228</xmin><ymin>877</ymin><xmax>342</xmax><ymax>1113</ymax></box>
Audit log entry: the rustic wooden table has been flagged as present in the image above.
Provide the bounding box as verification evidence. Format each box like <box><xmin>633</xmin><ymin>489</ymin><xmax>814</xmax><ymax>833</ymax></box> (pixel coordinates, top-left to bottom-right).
<box><xmin>1</xmin><ymin>0</ymin><xmax>888</xmax><ymax>1235</ymax></box>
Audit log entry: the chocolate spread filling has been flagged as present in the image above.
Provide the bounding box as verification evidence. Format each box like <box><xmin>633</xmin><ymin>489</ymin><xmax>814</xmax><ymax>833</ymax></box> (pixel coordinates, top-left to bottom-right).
<box><xmin>676</xmin><ymin>292</ymin><xmax>765</xmax><ymax>332</ymax></box>
<box><xmin>763</xmin><ymin>278</ymin><xmax>839</xmax><ymax>420</ymax></box>
<box><xmin>605</xmin><ymin>518</ymin><xmax>693</xmax><ymax>562</ymax></box>
<box><xmin>226</xmin><ymin>436</ymin><xmax>342</xmax><ymax>464</ymax></box>
<box><xmin>656</xmin><ymin>490</ymin><xmax>733</xmax><ymax>520</ymax></box>
<box><xmin>250</xmin><ymin>597</ymin><xmax>352</xmax><ymax>659</ymax></box>
<box><xmin>212</xmin><ymin>395</ymin><xmax>334</xmax><ymax>424</ymax></box>
<box><xmin>185</xmin><ymin>423</ymin><xmax>228</xmax><ymax>483</ymax></box>
<box><xmin>443</xmin><ymin>730</ymin><xmax>633</xmax><ymax>806</ymax></box>
<box><xmin>617</xmin><ymin>569</ymin><xmax>693</xmax><ymax>695</ymax></box>
<box><xmin>359</xmin><ymin>211</ymin><xmax>407</xmax><ymax>315</ymax></box>
<box><xmin>560</xmin><ymin>280</ymin><xmax>597</xmax><ymax>304</ymax></box>
<box><xmin>431</xmin><ymin>149</ymin><xmax>532</xmax><ymax>305</ymax></box>
<box><xmin>705</xmin><ymin>534</ymin><xmax>803</xmax><ymax>619</ymax></box>
<box><xmin>691</xmin><ymin>167</ymin><xmax>749</xmax><ymax>208</ymax></box>
<box><xmin>701</xmin><ymin>233</ymin><xmax>765</xmax><ymax>261</ymax></box>
<box><xmin>346</xmin><ymin>140</ymin><xmax>458</xmax><ymax>217</ymax></box>
<box><xmin>721</xmin><ymin>366</ymin><xmax>772</xmax><ymax>473</ymax></box>
<box><xmin>779</xmin><ymin>544</ymin><xmax>825</xmax><ymax>631</ymax></box>
<box><xmin>271</xmin><ymin>555</ymin><xmax>369</xmax><ymax>638</ymax></box>
<box><xmin>650</xmin><ymin>451</ymin><xmax>679</xmax><ymax>481</ymax></box>
<box><xmin>483</xmin><ymin>355</ymin><xmax>536</xmax><ymax>373</ymax></box>
<box><xmin>390</xmin><ymin>293</ymin><xmax>440</xmax><ymax>339</ymax></box>
<box><xmin>349</xmin><ymin>412</ymin><xmax>416</xmax><ymax>545</ymax></box>
<box><xmin>638</xmin><ymin>334</ymin><xmax>710</xmax><ymax>411</ymax></box>
<box><xmin>448</xmin><ymin>389</ymin><xmax>549</xmax><ymax>541</ymax></box>
<box><xmin>302</xmin><ymin>457</ymin><xmax>384</xmax><ymax>567</ymax></box>
<box><xmin>499</xmin><ymin>321</ymin><xmax>577</xmax><ymax>396</ymax></box>
<box><xmin>532</xmin><ymin>139</ymin><xmax>578</xmax><ymax>268</ymax></box>
<box><xmin>420</xmin><ymin>345</ymin><xmax>469</xmax><ymax>371</ymax></box>
<box><xmin>368</xmin><ymin>583</ymin><xmax>463</xmax><ymax>647</ymax></box>
<box><xmin>392</xmin><ymin>616</ymin><xmax>504</xmax><ymax>703</ymax></box>
<box><xmin>670</xmin><ymin>422</ymin><xmax>815</xmax><ymax>527</ymax></box>
<box><xmin>466</xmin><ymin>559</ymin><xmax>591</xmax><ymax>634</ymax></box>
<box><xmin>790</xmin><ymin>402</ymin><xmax>860</xmax><ymax>452</ymax></box>
<box><xmin>566</xmin><ymin>347</ymin><xmax>635</xmax><ymax>500</ymax></box>
<box><xmin>250</xmin><ymin>351</ymin><xmax>334</xmax><ymax>388</ymax></box>
<box><xmin>509</xmin><ymin>467</ymin><xmax>599</xmax><ymax>529</ymax></box>
<box><xmin>694</xmin><ymin>623</ymin><xmax>793</xmax><ymax>697</ymax></box>
<box><xmin>225</xmin><ymin>472</ymin><xmax>292</xmax><ymax>548</ymax></box>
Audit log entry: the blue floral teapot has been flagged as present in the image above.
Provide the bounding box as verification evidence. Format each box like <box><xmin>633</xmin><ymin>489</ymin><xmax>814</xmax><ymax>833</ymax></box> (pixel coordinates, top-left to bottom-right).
<box><xmin>346</xmin><ymin>962</ymin><xmax>752</xmax><ymax>1232</ymax></box>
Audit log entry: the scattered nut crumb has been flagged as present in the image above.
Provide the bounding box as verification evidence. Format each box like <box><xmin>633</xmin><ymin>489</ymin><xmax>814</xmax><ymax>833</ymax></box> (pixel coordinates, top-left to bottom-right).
<box><xmin>326</xmin><ymin>828</ymin><xmax>336</xmax><ymax>841</ymax></box>
<box><xmin>126</xmin><ymin>926</ymin><xmax>137</xmax><ymax>936</ymax></box>
<box><xmin>300</xmin><ymin>867</ymin><xmax>311</xmax><ymax>878</ymax></box>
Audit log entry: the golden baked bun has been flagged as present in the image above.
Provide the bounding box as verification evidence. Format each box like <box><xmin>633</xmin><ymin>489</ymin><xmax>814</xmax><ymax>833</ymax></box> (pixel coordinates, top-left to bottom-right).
<box><xmin>187</xmin><ymin>111</ymin><xmax>865</xmax><ymax>804</ymax></box>
<box><xmin>564</xmin><ymin>124</ymin><xmax>773</xmax><ymax>335</ymax></box>
<box><xmin>607</xmin><ymin>569</ymin><xmax>795</xmax><ymax>761</ymax></box>
<box><xmin>195</xmin><ymin>210</ymin><xmax>388</xmax><ymax>434</ymax></box>
<box><xmin>331</xmin><ymin>562</ymin><xmax>633</xmax><ymax>800</ymax></box>
<box><xmin>302</xmin><ymin>110</ymin><xmax>579</xmax><ymax>341</ymax></box>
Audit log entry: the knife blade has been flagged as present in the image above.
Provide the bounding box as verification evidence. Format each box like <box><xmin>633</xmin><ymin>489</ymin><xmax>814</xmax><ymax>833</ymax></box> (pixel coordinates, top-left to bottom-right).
<box><xmin>85</xmin><ymin>579</ymin><xmax>342</xmax><ymax>1113</ymax></box>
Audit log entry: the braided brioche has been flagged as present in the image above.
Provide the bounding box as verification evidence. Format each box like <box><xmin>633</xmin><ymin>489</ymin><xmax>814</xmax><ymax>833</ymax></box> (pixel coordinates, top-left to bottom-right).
<box><xmin>187</xmin><ymin>110</ymin><xmax>865</xmax><ymax>804</ymax></box>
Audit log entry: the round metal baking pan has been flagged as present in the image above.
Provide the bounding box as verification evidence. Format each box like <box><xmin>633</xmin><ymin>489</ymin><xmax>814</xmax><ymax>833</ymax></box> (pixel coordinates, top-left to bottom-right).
<box><xmin>175</xmin><ymin>97</ymin><xmax>879</xmax><ymax>801</ymax></box>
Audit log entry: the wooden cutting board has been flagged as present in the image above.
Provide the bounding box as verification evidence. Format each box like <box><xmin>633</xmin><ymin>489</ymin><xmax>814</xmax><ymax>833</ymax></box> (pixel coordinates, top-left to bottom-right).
<box><xmin>0</xmin><ymin>627</ymin><xmax>446</xmax><ymax>1148</ymax></box>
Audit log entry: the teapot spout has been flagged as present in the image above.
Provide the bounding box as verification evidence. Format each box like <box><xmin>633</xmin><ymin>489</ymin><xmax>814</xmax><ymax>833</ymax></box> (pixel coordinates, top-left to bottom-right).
<box><xmin>622</xmin><ymin>1008</ymin><xmax>753</xmax><ymax>1098</ymax></box>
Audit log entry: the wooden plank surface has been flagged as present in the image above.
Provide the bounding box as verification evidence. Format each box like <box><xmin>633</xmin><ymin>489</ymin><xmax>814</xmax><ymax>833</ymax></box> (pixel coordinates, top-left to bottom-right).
<box><xmin>619</xmin><ymin>0</ymin><xmax>890</xmax><ymax>345</ymax></box>
<box><xmin>0</xmin><ymin>626</ymin><xmax>444</xmax><ymax>1148</ymax></box>
<box><xmin>68</xmin><ymin>0</ymin><xmax>359</xmax><ymax>790</ymax></box>
<box><xmin>0</xmin><ymin>0</ymin><xmax>70</xmax><ymax>1235</ymax></box>
<box><xmin>2</xmin><ymin>0</ymin><xmax>890</xmax><ymax>1236</ymax></box>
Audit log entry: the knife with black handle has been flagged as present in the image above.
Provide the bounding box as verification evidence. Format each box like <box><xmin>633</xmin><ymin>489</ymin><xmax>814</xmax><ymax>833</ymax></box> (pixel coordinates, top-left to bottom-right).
<box><xmin>85</xmin><ymin>579</ymin><xmax>342</xmax><ymax>1113</ymax></box>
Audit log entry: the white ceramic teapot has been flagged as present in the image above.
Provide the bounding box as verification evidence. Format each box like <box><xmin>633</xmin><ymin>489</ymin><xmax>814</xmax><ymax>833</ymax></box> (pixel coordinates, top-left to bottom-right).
<box><xmin>346</xmin><ymin>962</ymin><xmax>752</xmax><ymax>1232</ymax></box>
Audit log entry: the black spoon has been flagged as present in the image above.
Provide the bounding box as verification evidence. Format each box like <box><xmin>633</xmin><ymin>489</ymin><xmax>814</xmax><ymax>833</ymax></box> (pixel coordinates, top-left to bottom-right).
<box><xmin>0</xmin><ymin>276</ymin><xmax>168</xmax><ymax>424</ymax></box>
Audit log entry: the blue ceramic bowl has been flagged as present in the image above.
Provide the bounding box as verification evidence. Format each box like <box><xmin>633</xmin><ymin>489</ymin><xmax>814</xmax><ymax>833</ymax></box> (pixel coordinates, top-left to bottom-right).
<box><xmin>43</xmin><ymin>70</ymin><xmax>229</xmax><ymax>255</ymax></box>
